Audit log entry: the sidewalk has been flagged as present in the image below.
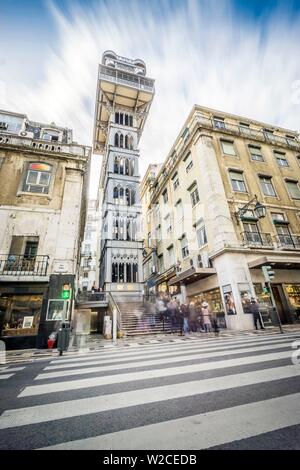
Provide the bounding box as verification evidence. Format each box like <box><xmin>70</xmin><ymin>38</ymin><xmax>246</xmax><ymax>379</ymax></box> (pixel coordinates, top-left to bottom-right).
<box><xmin>4</xmin><ymin>324</ymin><xmax>300</xmax><ymax>364</ymax></box>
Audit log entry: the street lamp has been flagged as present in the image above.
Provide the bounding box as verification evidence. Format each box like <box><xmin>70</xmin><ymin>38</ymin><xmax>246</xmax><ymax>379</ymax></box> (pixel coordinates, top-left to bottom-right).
<box><xmin>234</xmin><ymin>195</ymin><xmax>266</xmax><ymax>222</ymax></box>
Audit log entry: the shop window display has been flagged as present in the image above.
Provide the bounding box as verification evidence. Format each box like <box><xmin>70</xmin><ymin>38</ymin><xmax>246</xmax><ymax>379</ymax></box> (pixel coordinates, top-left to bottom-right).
<box><xmin>285</xmin><ymin>284</ymin><xmax>300</xmax><ymax>321</ymax></box>
<box><xmin>0</xmin><ymin>295</ymin><xmax>42</xmax><ymax>337</ymax></box>
<box><xmin>190</xmin><ymin>288</ymin><xmax>226</xmax><ymax>328</ymax></box>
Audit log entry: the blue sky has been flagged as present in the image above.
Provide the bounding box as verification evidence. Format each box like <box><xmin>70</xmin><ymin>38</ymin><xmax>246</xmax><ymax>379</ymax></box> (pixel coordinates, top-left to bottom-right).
<box><xmin>1</xmin><ymin>0</ymin><xmax>300</xmax><ymax>195</ymax></box>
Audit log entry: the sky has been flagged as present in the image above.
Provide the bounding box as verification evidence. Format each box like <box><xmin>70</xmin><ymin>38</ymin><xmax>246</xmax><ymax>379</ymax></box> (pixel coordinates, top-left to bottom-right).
<box><xmin>1</xmin><ymin>0</ymin><xmax>300</xmax><ymax>198</ymax></box>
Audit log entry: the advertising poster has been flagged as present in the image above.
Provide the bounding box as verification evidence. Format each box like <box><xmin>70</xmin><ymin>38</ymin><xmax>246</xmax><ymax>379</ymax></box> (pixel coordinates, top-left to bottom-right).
<box><xmin>222</xmin><ymin>285</ymin><xmax>236</xmax><ymax>315</ymax></box>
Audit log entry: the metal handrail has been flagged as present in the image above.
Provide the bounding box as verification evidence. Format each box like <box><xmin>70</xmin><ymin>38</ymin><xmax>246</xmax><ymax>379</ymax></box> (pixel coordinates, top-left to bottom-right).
<box><xmin>107</xmin><ymin>293</ymin><xmax>122</xmax><ymax>331</ymax></box>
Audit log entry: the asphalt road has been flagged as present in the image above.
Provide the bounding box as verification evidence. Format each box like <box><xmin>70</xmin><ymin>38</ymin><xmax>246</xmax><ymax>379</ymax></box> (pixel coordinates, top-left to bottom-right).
<box><xmin>1</xmin><ymin>331</ymin><xmax>300</xmax><ymax>450</ymax></box>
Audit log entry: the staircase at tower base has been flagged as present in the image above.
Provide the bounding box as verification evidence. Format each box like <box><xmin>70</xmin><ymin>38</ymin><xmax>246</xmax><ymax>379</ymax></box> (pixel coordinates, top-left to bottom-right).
<box><xmin>115</xmin><ymin>295</ymin><xmax>172</xmax><ymax>337</ymax></box>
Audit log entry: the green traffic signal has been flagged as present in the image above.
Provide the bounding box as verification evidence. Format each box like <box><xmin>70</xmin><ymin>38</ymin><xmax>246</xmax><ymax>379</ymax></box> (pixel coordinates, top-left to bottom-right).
<box><xmin>61</xmin><ymin>283</ymin><xmax>71</xmax><ymax>300</ymax></box>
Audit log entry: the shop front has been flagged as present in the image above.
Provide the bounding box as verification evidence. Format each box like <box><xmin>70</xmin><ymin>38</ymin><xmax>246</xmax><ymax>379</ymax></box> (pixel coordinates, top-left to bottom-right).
<box><xmin>188</xmin><ymin>287</ymin><xmax>227</xmax><ymax>329</ymax></box>
<box><xmin>0</xmin><ymin>283</ymin><xmax>47</xmax><ymax>349</ymax></box>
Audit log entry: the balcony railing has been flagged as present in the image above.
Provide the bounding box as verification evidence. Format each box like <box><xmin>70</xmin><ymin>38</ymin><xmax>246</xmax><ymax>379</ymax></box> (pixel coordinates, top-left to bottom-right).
<box><xmin>276</xmin><ymin>234</ymin><xmax>300</xmax><ymax>250</ymax></box>
<box><xmin>0</xmin><ymin>255</ymin><xmax>49</xmax><ymax>276</ymax></box>
<box><xmin>0</xmin><ymin>133</ymin><xmax>89</xmax><ymax>158</ymax></box>
<box><xmin>76</xmin><ymin>291</ymin><xmax>107</xmax><ymax>302</ymax></box>
<box><xmin>241</xmin><ymin>232</ymin><xmax>274</xmax><ymax>247</ymax></box>
<box><xmin>99</xmin><ymin>65</ymin><xmax>154</xmax><ymax>92</ymax></box>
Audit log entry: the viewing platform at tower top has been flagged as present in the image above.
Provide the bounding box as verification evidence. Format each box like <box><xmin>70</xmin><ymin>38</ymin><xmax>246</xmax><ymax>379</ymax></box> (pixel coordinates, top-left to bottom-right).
<box><xmin>93</xmin><ymin>50</ymin><xmax>155</xmax><ymax>154</ymax></box>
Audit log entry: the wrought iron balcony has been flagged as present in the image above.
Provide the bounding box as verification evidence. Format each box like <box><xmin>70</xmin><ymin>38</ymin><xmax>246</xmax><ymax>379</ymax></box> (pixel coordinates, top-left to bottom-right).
<box><xmin>0</xmin><ymin>254</ymin><xmax>49</xmax><ymax>276</ymax></box>
<box><xmin>276</xmin><ymin>234</ymin><xmax>300</xmax><ymax>250</ymax></box>
<box><xmin>241</xmin><ymin>232</ymin><xmax>274</xmax><ymax>247</ymax></box>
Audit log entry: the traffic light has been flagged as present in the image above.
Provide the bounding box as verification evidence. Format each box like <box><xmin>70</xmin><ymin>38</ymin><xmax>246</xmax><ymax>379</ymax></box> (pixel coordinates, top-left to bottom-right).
<box><xmin>61</xmin><ymin>283</ymin><xmax>72</xmax><ymax>300</ymax></box>
<box><xmin>262</xmin><ymin>265</ymin><xmax>275</xmax><ymax>282</ymax></box>
<box><xmin>263</xmin><ymin>283</ymin><xmax>271</xmax><ymax>294</ymax></box>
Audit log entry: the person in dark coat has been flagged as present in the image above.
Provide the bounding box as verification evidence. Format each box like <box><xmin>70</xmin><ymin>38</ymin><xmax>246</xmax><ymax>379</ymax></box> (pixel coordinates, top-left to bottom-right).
<box><xmin>250</xmin><ymin>297</ymin><xmax>265</xmax><ymax>330</ymax></box>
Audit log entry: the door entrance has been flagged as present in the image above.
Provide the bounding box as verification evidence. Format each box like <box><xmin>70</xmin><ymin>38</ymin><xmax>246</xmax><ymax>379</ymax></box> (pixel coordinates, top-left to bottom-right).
<box><xmin>271</xmin><ymin>285</ymin><xmax>289</xmax><ymax>324</ymax></box>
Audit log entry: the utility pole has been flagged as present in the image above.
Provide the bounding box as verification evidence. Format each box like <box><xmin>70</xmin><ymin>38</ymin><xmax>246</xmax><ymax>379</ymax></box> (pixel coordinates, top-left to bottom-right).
<box><xmin>262</xmin><ymin>265</ymin><xmax>284</xmax><ymax>334</ymax></box>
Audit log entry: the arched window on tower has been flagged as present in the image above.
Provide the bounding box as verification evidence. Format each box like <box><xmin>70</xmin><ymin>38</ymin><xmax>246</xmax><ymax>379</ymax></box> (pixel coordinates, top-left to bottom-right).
<box><xmin>115</xmin><ymin>112</ymin><xmax>119</xmax><ymax>124</ymax></box>
<box><xmin>119</xmin><ymin>186</ymin><xmax>124</xmax><ymax>205</ymax></box>
<box><xmin>125</xmin><ymin>187</ymin><xmax>130</xmax><ymax>206</ymax></box>
<box><xmin>129</xmin><ymin>115</ymin><xmax>133</xmax><ymax>127</ymax></box>
<box><xmin>126</xmin><ymin>263</ymin><xmax>132</xmax><ymax>282</ymax></box>
<box><xmin>114</xmin><ymin>133</ymin><xmax>120</xmax><ymax>147</ymax></box>
<box><xmin>114</xmin><ymin>157</ymin><xmax>119</xmax><ymax>173</ymax></box>
<box><xmin>119</xmin><ymin>113</ymin><xmax>124</xmax><ymax>125</ymax></box>
<box><xmin>129</xmin><ymin>135</ymin><xmax>134</xmax><ymax>150</ymax></box>
<box><xmin>125</xmin><ymin>158</ymin><xmax>130</xmax><ymax>176</ymax></box>
<box><xmin>119</xmin><ymin>263</ymin><xmax>124</xmax><ymax>282</ymax></box>
<box><xmin>133</xmin><ymin>263</ymin><xmax>138</xmax><ymax>282</ymax></box>
<box><xmin>112</xmin><ymin>263</ymin><xmax>118</xmax><ymax>283</ymax></box>
<box><xmin>120</xmin><ymin>133</ymin><xmax>124</xmax><ymax>148</ymax></box>
<box><xmin>130</xmin><ymin>159</ymin><xmax>135</xmax><ymax>176</ymax></box>
<box><xmin>119</xmin><ymin>157</ymin><xmax>124</xmax><ymax>174</ymax></box>
<box><xmin>113</xmin><ymin>186</ymin><xmax>119</xmax><ymax>204</ymax></box>
<box><xmin>113</xmin><ymin>218</ymin><xmax>119</xmax><ymax>240</ymax></box>
<box><xmin>126</xmin><ymin>219</ymin><xmax>131</xmax><ymax>241</ymax></box>
<box><xmin>125</xmin><ymin>134</ymin><xmax>129</xmax><ymax>149</ymax></box>
<box><xmin>131</xmin><ymin>189</ymin><xmax>136</xmax><ymax>205</ymax></box>
<box><xmin>124</xmin><ymin>114</ymin><xmax>129</xmax><ymax>126</ymax></box>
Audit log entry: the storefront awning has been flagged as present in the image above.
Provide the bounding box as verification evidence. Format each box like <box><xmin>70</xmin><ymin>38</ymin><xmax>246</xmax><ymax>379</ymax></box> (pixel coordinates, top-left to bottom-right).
<box><xmin>248</xmin><ymin>255</ymin><xmax>300</xmax><ymax>270</ymax></box>
<box><xmin>168</xmin><ymin>267</ymin><xmax>216</xmax><ymax>286</ymax></box>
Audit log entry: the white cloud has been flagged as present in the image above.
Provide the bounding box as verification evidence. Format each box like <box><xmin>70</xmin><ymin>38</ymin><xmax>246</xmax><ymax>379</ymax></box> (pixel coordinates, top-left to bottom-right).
<box><xmin>1</xmin><ymin>0</ymin><xmax>300</xmax><ymax>197</ymax></box>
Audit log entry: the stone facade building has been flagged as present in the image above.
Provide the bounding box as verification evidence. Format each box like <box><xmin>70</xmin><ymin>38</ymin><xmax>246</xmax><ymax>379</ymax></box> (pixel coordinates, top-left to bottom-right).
<box><xmin>0</xmin><ymin>110</ymin><xmax>91</xmax><ymax>349</ymax></box>
<box><xmin>78</xmin><ymin>199</ymin><xmax>100</xmax><ymax>292</ymax></box>
<box><xmin>141</xmin><ymin>105</ymin><xmax>300</xmax><ymax>330</ymax></box>
<box><xmin>93</xmin><ymin>50</ymin><xmax>154</xmax><ymax>298</ymax></box>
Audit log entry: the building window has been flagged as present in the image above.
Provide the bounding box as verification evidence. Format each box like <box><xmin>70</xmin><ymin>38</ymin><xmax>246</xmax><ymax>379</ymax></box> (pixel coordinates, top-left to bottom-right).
<box><xmin>164</xmin><ymin>214</ymin><xmax>172</xmax><ymax>235</ymax></box>
<box><xmin>190</xmin><ymin>185</ymin><xmax>200</xmax><ymax>207</ymax></box>
<box><xmin>239</xmin><ymin>122</ymin><xmax>251</xmax><ymax>135</ymax></box>
<box><xmin>274</xmin><ymin>151</ymin><xmax>288</xmax><ymax>167</ymax></box>
<box><xmin>276</xmin><ymin>225</ymin><xmax>293</xmax><ymax>245</ymax></box>
<box><xmin>271</xmin><ymin>212</ymin><xmax>286</xmax><ymax>222</ymax></box>
<box><xmin>184</xmin><ymin>152</ymin><xmax>193</xmax><ymax>172</ymax></box>
<box><xmin>196</xmin><ymin>226</ymin><xmax>207</xmax><ymax>247</ymax></box>
<box><xmin>158</xmin><ymin>255</ymin><xmax>164</xmax><ymax>273</ymax></box>
<box><xmin>172</xmin><ymin>173</ymin><xmax>179</xmax><ymax>190</ymax></box>
<box><xmin>156</xmin><ymin>225</ymin><xmax>161</xmax><ymax>242</ymax></box>
<box><xmin>167</xmin><ymin>245</ymin><xmax>175</xmax><ymax>267</ymax></box>
<box><xmin>286</xmin><ymin>135</ymin><xmax>295</xmax><ymax>146</ymax></box>
<box><xmin>162</xmin><ymin>189</ymin><xmax>168</xmax><ymax>203</ymax></box>
<box><xmin>259</xmin><ymin>176</ymin><xmax>276</xmax><ymax>197</ymax></box>
<box><xmin>22</xmin><ymin>162</ymin><xmax>52</xmax><ymax>194</ymax></box>
<box><xmin>221</xmin><ymin>139</ymin><xmax>236</xmax><ymax>156</ymax></box>
<box><xmin>42</xmin><ymin>130</ymin><xmax>59</xmax><ymax>142</ymax></box>
<box><xmin>229</xmin><ymin>170</ymin><xmax>247</xmax><ymax>192</ymax></box>
<box><xmin>213</xmin><ymin>116</ymin><xmax>225</xmax><ymax>129</ymax></box>
<box><xmin>248</xmin><ymin>145</ymin><xmax>264</xmax><ymax>162</ymax></box>
<box><xmin>263</xmin><ymin>128</ymin><xmax>274</xmax><ymax>140</ymax></box>
<box><xmin>176</xmin><ymin>200</ymin><xmax>183</xmax><ymax>220</ymax></box>
<box><xmin>243</xmin><ymin>222</ymin><xmax>260</xmax><ymax>244</ymax></box>
<box><xmin>286</xmin><ymin>180</ymin><xmax>300</xmax><ymax>200</ymax></box>
<box><xmin>181</xmin><ymin>236</ymin><xmax>189</xmax><ymax>258</ymax></box>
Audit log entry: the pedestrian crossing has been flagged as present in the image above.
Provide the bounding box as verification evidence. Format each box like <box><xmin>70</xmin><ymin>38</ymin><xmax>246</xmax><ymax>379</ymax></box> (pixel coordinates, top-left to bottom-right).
<box><xmin>0</xmin><ymin>366</ymin><xmax>25</xmax><ymax>381</ymax></box>
<box><xmin>0</xmin><ymin>332</ymin><xmax>300</xmax><ymax>449</ymax></box>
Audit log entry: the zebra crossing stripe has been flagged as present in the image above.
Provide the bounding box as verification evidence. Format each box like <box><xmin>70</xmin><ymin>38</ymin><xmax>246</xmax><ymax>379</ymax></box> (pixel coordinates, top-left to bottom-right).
<box><xmin>19</xmin><ymin>349</ymin><xmax>292</xmax><ymax>397</ymax></box>
<box><xmin>1</xmin><ymin>364</ymin><xmax>299</xmax><ymax>430</ymax></box>
<box><xmin>49</xmin><ymin>333</ymin><xmax>299</xmax><ymax>365</ymax></box>
<box><xmin>0</xmin><ymin>367</ymin><xmax>25</xmax><ymax>374</ymax></box>
<box><xmin>39</xmin><ymin>392</ymin><xmax>300</xmax><ymax>450</ymax></box>
<box><xmin>44</xmin><ymin>337</ymin><xmax>294</xmax><ymax>371</ymax></box>
<box><xmin>0</xmin><ymin>374</ymin><xmax>14</xmax><ymax>380</ymax></box>
<box><xmin>36</xmin><ymin>341</ymin><xmax>293</xmax><ymax>380</ymax></box>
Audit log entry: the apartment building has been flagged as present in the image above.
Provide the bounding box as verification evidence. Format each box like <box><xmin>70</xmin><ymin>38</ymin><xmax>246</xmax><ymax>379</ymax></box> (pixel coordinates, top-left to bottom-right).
<box><xmin>78</xmin><ymin>199</ymin><xmax>100</xmax><ymax>292</ymax></box>
<box><xmin>141</xmin><ymin>105</ymin><xmax>300</xmax><ymax>330</ymax></box>
<box><xmin>0</xmin><ymin>110</ymin><xmax>91</xmax><ymax>349</ymax></box>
